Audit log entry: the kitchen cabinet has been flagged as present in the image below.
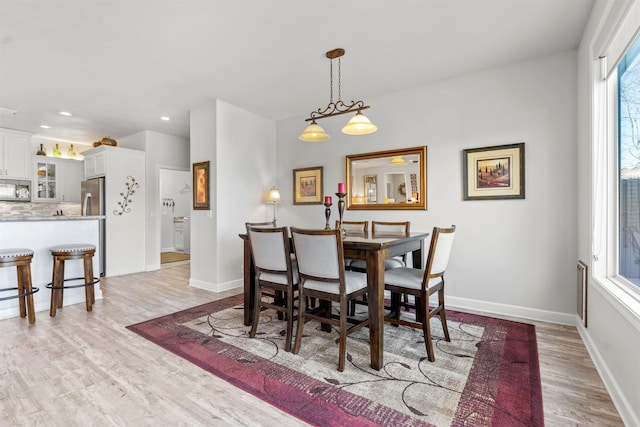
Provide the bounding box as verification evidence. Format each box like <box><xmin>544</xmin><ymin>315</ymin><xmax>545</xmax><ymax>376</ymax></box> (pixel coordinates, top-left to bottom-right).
<box><xmin>84</xmin><ymin>150</ymin><xmax>106</xmax><ymax>178</ymax></box>
<box><xmin>0</xmin><ymin>129</ymin><xmax>31</xmax><ymax>179</ymax></box>
<box><xmin>33</xmin><ymin>157</ymin><xmax>84</xmax><ymax>202</ymax></box>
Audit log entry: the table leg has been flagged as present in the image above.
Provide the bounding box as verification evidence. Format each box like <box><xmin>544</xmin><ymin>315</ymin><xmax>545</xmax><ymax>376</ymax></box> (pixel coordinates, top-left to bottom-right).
<box><xmin>243</xmin><ymin>239</ymin><xmax>256</xmax><ymax>326</ymax></box>
<box><xmin>367</xmin><ymin>250</ymin><xmax>386</xmax><ymax>370</ymax></box>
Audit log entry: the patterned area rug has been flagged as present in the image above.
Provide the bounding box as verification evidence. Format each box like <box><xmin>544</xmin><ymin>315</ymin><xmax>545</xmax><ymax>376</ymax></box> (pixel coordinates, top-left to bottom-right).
<box><xmin>127</xmin><ymin>295</ymin><xmax>543</xmax><ymax>426</ymax></box>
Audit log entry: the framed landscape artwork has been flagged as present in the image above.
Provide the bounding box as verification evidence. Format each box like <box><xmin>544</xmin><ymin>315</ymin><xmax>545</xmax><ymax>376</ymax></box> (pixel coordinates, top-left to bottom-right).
<box><xmin>193</xmin><ymin>161</ymin><xmax>210</xmax><ymax>210</ymax></box>
<box><xmin>293</xmin><ymin>166</ymin><xmax>323</xmax><ymax>205</ymax></box>
<box><xmin>463</xmin><ymin>143</ymin><xmax>525</xmax><ymax>200</ymax></box>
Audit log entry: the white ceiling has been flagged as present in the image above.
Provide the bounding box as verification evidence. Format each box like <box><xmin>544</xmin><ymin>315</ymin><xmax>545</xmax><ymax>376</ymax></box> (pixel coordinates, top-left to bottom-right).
<box><xmin>0</xmin><ymin>0</ymin><xmax>594</xmax><ymax>146</ymax></box>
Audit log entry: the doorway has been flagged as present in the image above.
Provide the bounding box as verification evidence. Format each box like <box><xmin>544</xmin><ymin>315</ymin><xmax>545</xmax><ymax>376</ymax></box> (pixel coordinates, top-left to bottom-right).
<box><xmin>159</xmin><ymin>168</ymin><xmax>192</xmax><ymax>264</ymax></box>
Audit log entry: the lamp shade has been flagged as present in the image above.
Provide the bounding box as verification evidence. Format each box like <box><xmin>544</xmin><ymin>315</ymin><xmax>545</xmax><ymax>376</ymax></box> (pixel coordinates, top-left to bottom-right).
<box><xmin>266</xmin><ymin>186</ymin><xmax>281</xmax><ymax>204</ymax></box>
<box><xmin>341</xmin><ymin>112</ymin><xmax>378</xmax><ymax>135</ymax></box>
<box><xmin>299</xmin><ymin>122</ymin><xmax>330</xmax><ymax>142</ymax></box>
<box><xmin>390</xmin><ymin>156</ymin><xmax>407</xmax><ymax>166</ymax></box>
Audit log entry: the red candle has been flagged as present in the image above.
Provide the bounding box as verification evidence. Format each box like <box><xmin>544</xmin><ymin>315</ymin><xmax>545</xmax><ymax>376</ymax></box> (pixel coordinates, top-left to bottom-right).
<box><xmin>337</xmin><ymin>182</ymin><xmax>346</xmax><ymax>193</ymax></box>
<box><xmin>324</xmin><ymin>195</ymin><xmax>332</xmax><ymax>204</ymax></box>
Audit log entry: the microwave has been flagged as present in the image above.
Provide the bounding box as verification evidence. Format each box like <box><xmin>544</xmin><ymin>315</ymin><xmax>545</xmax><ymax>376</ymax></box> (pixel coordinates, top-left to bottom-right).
<box><xmin>0</xmin><ymin>179</ymin><xmax>31</xmax><ymax>201</ymax></box>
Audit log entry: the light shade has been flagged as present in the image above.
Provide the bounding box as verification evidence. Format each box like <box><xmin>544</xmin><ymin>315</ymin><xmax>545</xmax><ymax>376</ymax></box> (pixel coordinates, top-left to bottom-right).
<box><xmin>390</xmin><ymin>156</ymin><xmax>407</xmax><ymax>166</ymax></box>
<box><xmin>341</xmin><ymin>112</ymin><xmax>378</xmax><ymax>135</ymax></box>
<box><xmin>266</xmin><ymin>186</ymin><xmax>281</xmax><ymax>204</ymax></box>
<box><xmin>299</xmin><ymin>122</ymin><xmax>330</xmax><ymax>142</ymax></box>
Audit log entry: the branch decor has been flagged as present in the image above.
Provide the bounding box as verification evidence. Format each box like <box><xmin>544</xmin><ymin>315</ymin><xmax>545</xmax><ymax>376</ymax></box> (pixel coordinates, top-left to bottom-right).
<box><xmin>113</xmin><ymin>176</ymin><xmax>140</xmax><ymax>216</ymax></box>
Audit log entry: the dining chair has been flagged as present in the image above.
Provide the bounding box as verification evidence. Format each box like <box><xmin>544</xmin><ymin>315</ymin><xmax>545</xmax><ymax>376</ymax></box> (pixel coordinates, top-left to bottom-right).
<box><xmin>290</xmin><ymin>227</ymin><xmax>369</xmax><ymax>372</ymax></box>
<box><xmin>335</xmin><ymin>220</ymin><xmax>368</xmax><ymax>271</ymax></box>
<box><xmin>245</xmin><ymin>220</ymin><xmax>277</xmax><ymax>228</ymax></box>
<box><xmin>349</xmin><ymin>221</ymin><xmax>410</xmax><ymax>272</ymax></box>
<box><xmin>383</xmin><ymin>225</ymin><xmax>457</xmax><ymax>362</ymax></box>
<box><xmin>246</xmin><ymin>225</ymin><xmax>299</xmax><ymax>352</ymax></box>
<box><xmin>336</xmin><ymin>220</ymin><xmax>369</xmax><ymax>235</ymax></box>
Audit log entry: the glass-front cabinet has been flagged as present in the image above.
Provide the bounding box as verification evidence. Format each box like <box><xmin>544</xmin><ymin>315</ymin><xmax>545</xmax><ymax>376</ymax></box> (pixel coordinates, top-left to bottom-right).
<box><xmin>35</xmin><ymin>160</ymin><xmax>57</xmax><ymax>200</ymax></box>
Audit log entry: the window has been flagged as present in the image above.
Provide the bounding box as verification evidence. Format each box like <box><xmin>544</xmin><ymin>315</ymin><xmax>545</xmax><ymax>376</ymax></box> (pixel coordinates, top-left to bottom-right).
<box><xmin>618</xmin><ymin>35</ymin><xmax>640</xmax><ymax>288</ymax></box>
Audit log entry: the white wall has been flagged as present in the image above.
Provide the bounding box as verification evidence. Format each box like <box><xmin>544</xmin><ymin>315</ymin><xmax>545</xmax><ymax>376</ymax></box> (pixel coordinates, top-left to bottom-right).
<box><xmin>189</xmin><ymin>101</ymin><xmax>218</xmax><ymax>291</ymax></box>
<box><xmin>216</xmin><ymin>101</ymin><xmax>277</xmax><ymax>286</ymax></box>
<box><xmin>576</xmin><ymin>1</ymin><xmax>640</xmax><ymax>425</ymax></box>
<box><xmin>188</xmin><ymin>100</ymin><xmax>276</xmax><ymax>292</ymax></box>
<box><xmin>119</xmin><ymin>130</ymin><xmax>190</xmax><ymax>270</ymax></box>
<box><xmin>277</xmin><ymin>51</ymin><xmax>578</xmax><ymax>323</ymax></box>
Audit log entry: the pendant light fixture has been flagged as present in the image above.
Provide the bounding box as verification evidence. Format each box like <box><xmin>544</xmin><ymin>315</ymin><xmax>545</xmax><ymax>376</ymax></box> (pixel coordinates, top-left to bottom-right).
<box><xmin>299</xmin><ymin>48</ymin><xmax>377</xmax><ymax>142</ymax></box>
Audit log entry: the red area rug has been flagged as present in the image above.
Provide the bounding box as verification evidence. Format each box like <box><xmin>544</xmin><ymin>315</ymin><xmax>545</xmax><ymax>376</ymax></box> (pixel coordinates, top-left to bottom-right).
<box><xmin>127</xmin><ymin>295</ymin><xmax>543</xmax><ymax>426</ymax></box>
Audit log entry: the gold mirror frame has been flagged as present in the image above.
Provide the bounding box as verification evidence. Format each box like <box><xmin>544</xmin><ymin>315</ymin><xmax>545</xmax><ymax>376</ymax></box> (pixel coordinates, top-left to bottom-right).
<box><xmin>346</xmin><ymin>146</ymin><xmax>427</xmax><ymax>210</ymax></box>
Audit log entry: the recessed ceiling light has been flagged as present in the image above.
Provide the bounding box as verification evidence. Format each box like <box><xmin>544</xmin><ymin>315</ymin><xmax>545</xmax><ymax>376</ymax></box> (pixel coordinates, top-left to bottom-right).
<box><xmin>40</xmin><ymin>125</ymin><xmax>51</xmax><ymax>129</ymax></box>
<box><xmin>161</xmin><ymin>116</ymin><xmax>170</xmax><ymax>121</ymax></box>
<box><xmin>58</xmin><ymin>111</ymin><xmax>72</xmax><ymax>116</ymax></box>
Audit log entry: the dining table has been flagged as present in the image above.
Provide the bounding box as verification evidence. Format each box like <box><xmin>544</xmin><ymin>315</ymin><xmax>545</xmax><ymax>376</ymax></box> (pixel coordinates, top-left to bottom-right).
<box><xmin>239</xmin><ymin>229</ymin><xmax>430</xmax><ymax>371</ymax></box>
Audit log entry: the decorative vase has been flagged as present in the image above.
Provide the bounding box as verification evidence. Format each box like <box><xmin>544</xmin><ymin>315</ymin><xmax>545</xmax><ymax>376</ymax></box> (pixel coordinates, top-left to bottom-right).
<box><xmin>67</xmin><ymin>144</ymin><xmax>76</xmax><ymax>158</ymax></box>
<box><xmin>36</xmin><ymin>144</ymin><xmax>46</xmax><ymax>156</ymax></box>
<box><xmin>53</xmin><ymin>143</ymin><xmax>62</xmax><ymax>157</ymax></box>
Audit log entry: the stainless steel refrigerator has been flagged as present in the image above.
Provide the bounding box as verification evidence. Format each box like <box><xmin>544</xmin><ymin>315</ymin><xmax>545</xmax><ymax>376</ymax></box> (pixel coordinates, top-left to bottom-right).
<box><xmin>81</xmin><ymin>177</ymin><xmax>106</xmax><ymax>276</ymax></box>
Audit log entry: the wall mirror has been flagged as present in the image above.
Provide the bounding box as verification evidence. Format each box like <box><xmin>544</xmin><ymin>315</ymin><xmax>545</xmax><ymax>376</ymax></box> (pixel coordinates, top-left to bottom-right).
<box><xmin>346</xmin><ymin>146</ymin><xmax>427</xmax><ymax>210</ymax></box>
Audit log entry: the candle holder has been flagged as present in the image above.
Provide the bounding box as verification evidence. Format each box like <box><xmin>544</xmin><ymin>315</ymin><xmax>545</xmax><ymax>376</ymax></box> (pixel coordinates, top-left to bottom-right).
<box><xmin>323</xmin><ymin>201</ymin><xmax>333</xmax><ymax>230</ymax></box>
<box><xmin>335</xmin><ymin>192</ymin><xmax>347</xmax><ymax>238</ymax></box>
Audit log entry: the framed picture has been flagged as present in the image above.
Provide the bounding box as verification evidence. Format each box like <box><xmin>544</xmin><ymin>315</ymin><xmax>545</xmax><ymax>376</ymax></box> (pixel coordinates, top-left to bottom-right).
<box><xmin>463</xmin><ymin>143</ymin><xmax>525</xmax><ymax>200</ymax></box>
<box><xmin>293</xmin><ymin>166</ymin><xmax>323</xmax><ymax>205</ymax></box>
<box><xmin>193</xmin><ymin>161</ymin><xmax>210</xmax><ymax>210</ymax></box>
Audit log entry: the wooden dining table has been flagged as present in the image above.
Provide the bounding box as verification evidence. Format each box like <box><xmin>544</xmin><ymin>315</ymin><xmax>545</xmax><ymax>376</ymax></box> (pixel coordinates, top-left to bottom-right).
<box><xmin>239</xmin><ymin>230</ymin><xmax>430</xmax><ymax>371</ymax></box>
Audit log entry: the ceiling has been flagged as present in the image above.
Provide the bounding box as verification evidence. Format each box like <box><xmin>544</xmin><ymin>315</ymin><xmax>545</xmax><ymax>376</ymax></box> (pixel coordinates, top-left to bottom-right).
<box><xmin>0</xmin><ymin>0</ymin><xmax>594</xmax><ymax>147</ymax></box>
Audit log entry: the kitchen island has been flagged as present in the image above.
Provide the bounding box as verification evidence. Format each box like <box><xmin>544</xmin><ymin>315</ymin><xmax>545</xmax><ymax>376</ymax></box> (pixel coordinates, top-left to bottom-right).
<box><xmin>0</xmin><ymin>216</ymin><xmax>104</xmax><ymax>320</ymax></box>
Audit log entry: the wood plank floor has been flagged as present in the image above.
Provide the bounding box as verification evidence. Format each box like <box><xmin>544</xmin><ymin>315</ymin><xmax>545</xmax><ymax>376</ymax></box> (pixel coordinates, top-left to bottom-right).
<box><xmin>0</xmin><ymin>262</ymin><xmax>623</xmax><ymax>426</ymax></box>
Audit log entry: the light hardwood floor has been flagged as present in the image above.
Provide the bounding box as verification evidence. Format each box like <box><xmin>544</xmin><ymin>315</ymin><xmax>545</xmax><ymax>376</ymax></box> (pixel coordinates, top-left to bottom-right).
<box><xmin>0</xmin><ymin>262</ymin><xmax>624</xmax><ymax>426</ymax></box>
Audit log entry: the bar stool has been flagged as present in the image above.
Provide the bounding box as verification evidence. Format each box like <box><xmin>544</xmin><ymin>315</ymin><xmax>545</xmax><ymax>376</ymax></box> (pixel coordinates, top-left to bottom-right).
<box><xmin>47</xmin><ymin>244</ymin><xmax>99</xmax><ymax>317</ymax></box>
<box><xmin>0</xmin><ymin>248</ymin><xmax>39</xmax><ymax>324</ymax></box>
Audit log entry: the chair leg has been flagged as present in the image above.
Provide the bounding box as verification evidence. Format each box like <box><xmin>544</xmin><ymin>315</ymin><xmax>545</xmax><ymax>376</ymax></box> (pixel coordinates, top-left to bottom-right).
<box><xmin>17</xmin><ymin>265</ymin><xmax>26</xmax><ymax>318</ymax></box>
<box><xmin>22</xmin><ymin>263</ymin><xmax>36</xmax><ymax>324</ymax></box>
<box><xmin>438</xmin><ymin>290</ymin><xmax>450</xmax><ymax>342</ymax></box>
<box><xmin>338</xmin><ymin>300</ymin><xmax>347</xmax><ymax>372</ymax></box>
<box><xmin>419</xmin><ymin>296</ymin><xmax>435</xmax><ymax>362</ymax></box>
<box><xmin>389</xmin><ymin>291</ymin><xmax>401</xmax><ymax>327</ymax></box>
<box><xmin>285</xmin><ymin>289</ymin><xmax>294</xmax><ymax>352</ymax></box>
<box><xmin>84</xmin><ymin>254</ymin><xmax>94</xmax><ymax>312</ymax></box>
<box><xmin>292</xmin><ymin>292</ymin><xmax>307</xmax><ymax>355</ymax></box>
<box><xmin>249</xmin><ymin>283</ymin><xmax>261</xmax><ymax>338</ymax></box>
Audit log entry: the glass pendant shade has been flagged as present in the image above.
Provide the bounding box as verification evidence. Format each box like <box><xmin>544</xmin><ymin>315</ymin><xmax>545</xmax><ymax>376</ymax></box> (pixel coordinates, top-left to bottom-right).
<box><xmin>390</xmin><ymin>156</ymin><xmax>407</xmax><ymax>166</ymax></box>
<box><xmin>341</xmin><ymin>112</ymin><xmax>378</xmax><ymax>135</ymax></box>
<box><xmin>299</xmin><ymin>121</ymin><xmax>330</xmax><ymax>142</ymax></box>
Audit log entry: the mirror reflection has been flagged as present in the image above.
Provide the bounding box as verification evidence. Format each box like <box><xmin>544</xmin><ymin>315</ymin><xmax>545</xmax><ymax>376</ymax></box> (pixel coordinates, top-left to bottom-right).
<box><xmin>346</xmin><ymin>146</ymin><xmax>427</xmax><ymax>210</ymax></box>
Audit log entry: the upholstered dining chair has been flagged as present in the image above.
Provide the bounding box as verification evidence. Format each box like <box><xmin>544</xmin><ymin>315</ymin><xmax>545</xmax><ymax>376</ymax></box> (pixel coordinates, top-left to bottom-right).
<box><xmin>349</xmin><ymin>221</ymin><xmax>410</xmax><ymax>272</ymax></box>
<box><xmin>383</xmin><ymin>225</ymin><xmax>457</xmax><ymax>362</ymax></box>
<box><xmin>246</xmin><ymin>225</ymin><xmax>299</xmax><ymax>352</ymax></box>
<box><xmin>335</xmin><ymin>220</ymin><xmax>368</xmax><ymax>271</ymax></box>
<box><xmin>290</xmin><ymin>227</ymin><xmax>369</xmax><ymax>372</ymax></box>
<box><xmin>245</xmin><ymin>220</ymin><xmax>277</xmax><ymax>228</ymax></box>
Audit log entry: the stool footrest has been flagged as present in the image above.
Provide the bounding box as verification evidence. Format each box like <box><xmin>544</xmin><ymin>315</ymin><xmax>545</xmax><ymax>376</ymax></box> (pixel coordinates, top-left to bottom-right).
<box><xmin>0</xmin><ymin>287</ymin><xmax>40</xmax><ymax>301</ymax></box>
<box><xmin>46</xmin><ymin>277</ymin><xmax>100</xmax><ymax>290</ymax></box>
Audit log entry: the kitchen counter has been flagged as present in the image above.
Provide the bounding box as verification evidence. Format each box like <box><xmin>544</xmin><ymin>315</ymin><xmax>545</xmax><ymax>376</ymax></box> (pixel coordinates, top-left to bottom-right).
<box><xmin>0</xmin><ymin>217</ymin><xmax>103</xmax><ymax>320</ymax></box>
<box><xmin>0</xmin><ymin>215</ymin><xmax>105</xmax><ymax>222</ymax></box>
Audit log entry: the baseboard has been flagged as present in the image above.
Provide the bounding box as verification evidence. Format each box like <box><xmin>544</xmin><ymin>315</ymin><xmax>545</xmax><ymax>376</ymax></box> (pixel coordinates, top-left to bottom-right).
<box><xmin>0</xmin><ymin>290</ymin><xmax>104</xmax><ymax>321</ymax></box>
<box><xmin>189</xmin><ymin>278</ymin><xmax>242</xmax><ymax>293</ymax></box>
<box><xmin>447</xmin><ymin>295</ymin><xmax>577</xmax><ymax>325</ymax></box>
<box><xmin>146</xmin><ymin>263</ymin><xmax>161</xmax><ymax>272</ymax></box>
<box><xmin>578</xmin><ymin>322</ymin><xmax>639</xmax><ymax>427</ymax></box>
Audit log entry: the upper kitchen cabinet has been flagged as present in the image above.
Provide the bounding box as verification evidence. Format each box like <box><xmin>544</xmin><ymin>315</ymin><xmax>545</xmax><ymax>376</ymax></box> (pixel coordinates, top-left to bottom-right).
<box><xmin>0</xmin><ymin>128</ymin><xmax>31</xmax><ymax>179</ymax></box>
<box><xmin>84</xmin><ymin>149</ymin><xmax>106</xmax><ymax>178</ymax></box>
<box><xmin>33</xmin><ymin>157</ymin><xmax>84</xmax><ymax>202</ymax></box>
